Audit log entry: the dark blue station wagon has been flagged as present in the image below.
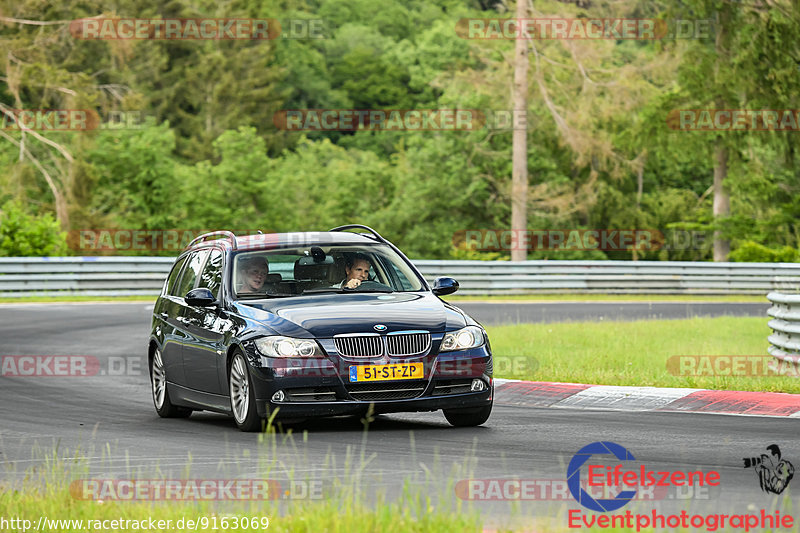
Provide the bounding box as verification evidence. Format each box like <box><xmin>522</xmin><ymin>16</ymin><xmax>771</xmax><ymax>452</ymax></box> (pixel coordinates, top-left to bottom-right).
<box><xmin>148</xmin><ymin>225</ymin><xmax>493</xmax><ymax>431</ymax></box>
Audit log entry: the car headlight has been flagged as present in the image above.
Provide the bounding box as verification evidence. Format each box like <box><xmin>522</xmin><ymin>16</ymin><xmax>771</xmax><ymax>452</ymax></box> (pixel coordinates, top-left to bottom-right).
<box><xmin>255</xmin><ymin>336</ymin><xmax>323</xmax><ymax>358</ymax></box>
<box><xmin>440</xmin><ymin>326</ymin><xmax>485</xmax><ymax>352</ymax></box>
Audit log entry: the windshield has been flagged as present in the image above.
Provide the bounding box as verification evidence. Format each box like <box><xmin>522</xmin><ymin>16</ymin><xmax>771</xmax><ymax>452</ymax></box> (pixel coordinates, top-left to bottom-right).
<box><xmin>233</xmin><ymin>244</ymin><xmax>424</xmax><ymax>298</ymax></box>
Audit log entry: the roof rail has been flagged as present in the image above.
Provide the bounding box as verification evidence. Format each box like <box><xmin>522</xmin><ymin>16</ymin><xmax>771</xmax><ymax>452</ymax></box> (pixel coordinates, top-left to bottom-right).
<box><xmin>187</xmin><ymin>231</ymin><xmax>238</xmax><ymax>250</ymax></box>
<box><xmin>328</xmin><ymin>224</ymin><xmax>387</xmax><ymax>244</ymax></box>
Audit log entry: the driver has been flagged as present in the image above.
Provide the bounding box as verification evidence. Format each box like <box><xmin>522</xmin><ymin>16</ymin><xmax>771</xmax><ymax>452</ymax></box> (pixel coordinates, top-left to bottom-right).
<box><xmin>340</xmin><ymin>254</ymin><xmax>371</xmax><ymax>289</ymax></box>
<box><xmin>237</xmin><ymin>256</ymin><xmax>270</xmax><ymax>293</ymax></box>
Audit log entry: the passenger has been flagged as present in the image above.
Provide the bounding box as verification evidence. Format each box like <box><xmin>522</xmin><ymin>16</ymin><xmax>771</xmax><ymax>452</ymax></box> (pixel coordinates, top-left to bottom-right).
<box><xmin>237</xmin><ymin>256</ymin><xmax>270</xmax><ymax>293</ymax></box>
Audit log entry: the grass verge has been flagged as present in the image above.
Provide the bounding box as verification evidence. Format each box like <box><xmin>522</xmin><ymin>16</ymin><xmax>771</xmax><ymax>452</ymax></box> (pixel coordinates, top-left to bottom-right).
<box><xmin>0</xmin><ymin>487</ymin><xmax>479</xmax><ymax>532</ymax></box>
<box><xmin>486</xmin><ymin>316</ymin><xmax>800</xmax><ymax>393</ymax></box>
<box><xmin>0</xmin><ymin>436</ymin><xmax>482</xmax><ymax>533</ymax></box>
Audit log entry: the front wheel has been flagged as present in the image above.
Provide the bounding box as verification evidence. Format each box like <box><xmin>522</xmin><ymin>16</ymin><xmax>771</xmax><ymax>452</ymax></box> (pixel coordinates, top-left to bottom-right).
<box><xmin>229</xmin><ymin>351</ymin><xmax>262</xmax><ymax>432</ymax></box>
<box><xmin>150</xmin><ymin>348</ymin><xmax>192</xmax><ymax>418</ymax></box>
<box><xmin>443</xmin><ymin>401</ymin><xmax>492</xmax><ymax>427</ymax></box>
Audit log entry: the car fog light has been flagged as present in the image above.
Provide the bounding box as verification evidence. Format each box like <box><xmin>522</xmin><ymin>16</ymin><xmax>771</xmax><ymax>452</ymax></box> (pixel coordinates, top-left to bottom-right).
<box><xmin>272</xmin><ymin>390</ymin><xmax>286</xmax><ymax>402</ymax></box>
<box><xmin>471</xmin><ymin>379</ymin><xmax>486</xmax><ymax>392</ymax></box>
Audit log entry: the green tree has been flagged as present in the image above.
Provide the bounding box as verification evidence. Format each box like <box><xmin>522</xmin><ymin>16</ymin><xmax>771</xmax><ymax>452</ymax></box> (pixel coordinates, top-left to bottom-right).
<box><xmin>179</xmin><ymin>127</ymin><xmax>271</xmax><ymax>231</ymax></box>
<box><xmin>86</xmin><ymin>122</ymin><xmax>185</xmax><ymax>230</ymax></box>
<box><xmin>0</xmin><ymin>201</ymin><xmax>67</xmax><ymax>256</ymax></box>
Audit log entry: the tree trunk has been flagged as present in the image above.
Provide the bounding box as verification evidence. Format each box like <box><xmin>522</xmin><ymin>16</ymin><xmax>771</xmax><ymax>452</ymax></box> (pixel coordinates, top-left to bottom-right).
<box><xmin>510</xmin><ymin>0</ymin><xmax>529</xmax><ymax>261</ymax></box>
<box><xmin>632</xmin><ymin>160</ymin><xmax>644</xmax><ymax>261</ymax></box>
<box><xmin>712</xmin><ymin>138</ymin><xmax>730</xmax><ymax>261</ymax></box>
<box><xmin>711</xmin><ymin>10</ymin><xmax>730</xmax><ymax>262</ymax></box>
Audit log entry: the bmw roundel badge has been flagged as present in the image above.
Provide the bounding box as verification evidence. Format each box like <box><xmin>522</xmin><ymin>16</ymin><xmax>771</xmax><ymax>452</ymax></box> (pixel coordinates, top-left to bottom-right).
<box><xmin>374</xmin><ymin>324</ymin><xmax>387</xmax><ymax>332</ymax></box>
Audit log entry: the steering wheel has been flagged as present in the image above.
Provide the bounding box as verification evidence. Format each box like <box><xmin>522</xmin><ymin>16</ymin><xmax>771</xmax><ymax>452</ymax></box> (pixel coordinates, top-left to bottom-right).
<box><xmin>352</xmin><ymin>279</ymin><xmax>392</xmax><ymax>291</ymax></box>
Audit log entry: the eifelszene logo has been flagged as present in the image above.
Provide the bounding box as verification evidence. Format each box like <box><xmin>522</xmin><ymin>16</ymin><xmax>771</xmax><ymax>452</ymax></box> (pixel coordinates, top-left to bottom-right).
<box><xmin>567</xmin><ymin>441</ymin><xmax>721</xmax><ymax>512</ymax></box>
<box><xmin>744</xmin><ymin>444</ymin><xmax>794</xmax><ymax>495</ymax></box>
<box><xmin>567</xmin><ymin>441</ymin><xmax>638</xmax><ymax>512</ymax></box>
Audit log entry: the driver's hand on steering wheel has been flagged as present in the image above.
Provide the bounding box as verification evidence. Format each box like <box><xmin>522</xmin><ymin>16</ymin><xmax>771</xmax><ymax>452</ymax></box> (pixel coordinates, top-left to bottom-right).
<box><xmin>344</xmin><ymin>278</ymin><xmax>362</xmax><ymax>289</ymax></box>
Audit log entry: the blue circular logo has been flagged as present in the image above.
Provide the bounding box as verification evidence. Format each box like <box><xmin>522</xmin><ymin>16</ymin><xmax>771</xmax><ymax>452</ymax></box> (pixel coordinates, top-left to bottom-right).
<box><xmin>373</xmin><ymin>324</ymin><xmax>387</xmax><ymax>332</ymax></box>
<box><xmin>567</xmin><ymin>441</ymin><xmax>637</xmax><ymax>512</ymax></box>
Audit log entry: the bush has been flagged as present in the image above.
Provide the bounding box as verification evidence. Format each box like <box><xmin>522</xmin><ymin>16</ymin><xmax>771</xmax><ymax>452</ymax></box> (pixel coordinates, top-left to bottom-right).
<box><xmin>728</xmin><ymin>241</ymin><xmax>800</xmax><ymax>263</ymax></box>
<box><xmin>0</xmin><ymin>202</ymin><xmax>67</xmax><ymax>256</ymax></box>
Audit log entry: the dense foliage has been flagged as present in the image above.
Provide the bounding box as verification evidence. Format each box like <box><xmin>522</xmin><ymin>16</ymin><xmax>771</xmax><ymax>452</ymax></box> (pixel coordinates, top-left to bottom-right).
<box><xmin>1</xmin><ymin>0</ymin><xmax>799</xmax><ymax>259</ymax></box>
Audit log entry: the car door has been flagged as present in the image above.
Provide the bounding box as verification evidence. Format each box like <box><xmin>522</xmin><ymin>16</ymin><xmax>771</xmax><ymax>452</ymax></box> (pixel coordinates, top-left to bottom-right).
<box><xmin>181</xmin><ymin>248</ymin><xmax>230</xmax><ymax>395</ymax></box>
<box><xmin>171</xmin><ymin>249</ymin><xmax>209</xmax><ymax>390</ymax></box>
<box><xmin>156</xmin><ymin>254</ymin><xmax>190</xmax><ymax>386</ymax></box>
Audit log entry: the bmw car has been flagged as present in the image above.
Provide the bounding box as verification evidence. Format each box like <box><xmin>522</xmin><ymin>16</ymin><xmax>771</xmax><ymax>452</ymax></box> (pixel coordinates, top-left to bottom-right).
<box><xmin>148</xmin><ymin>225</ymin><xmax>493</xmax><ymax>431</ymax></box>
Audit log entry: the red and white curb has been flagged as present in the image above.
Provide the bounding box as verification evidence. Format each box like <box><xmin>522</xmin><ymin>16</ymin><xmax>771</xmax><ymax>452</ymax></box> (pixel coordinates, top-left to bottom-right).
<box><xmin>494</xmin><ymin>379</ymin><xmax>800</xmax><ymax>417</ymax></box>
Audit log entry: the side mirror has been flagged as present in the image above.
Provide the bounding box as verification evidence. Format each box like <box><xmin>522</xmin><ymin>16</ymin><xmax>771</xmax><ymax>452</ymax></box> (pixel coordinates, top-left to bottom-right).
<box><xmin>185</xmin><ymin>287</ymin><xmax>217</xmax><ymax>307</ymax></box>
<box><xmin>432</xmin><ymin>277</ymin><xmax>459</xmax><ymax>296</ymax></box>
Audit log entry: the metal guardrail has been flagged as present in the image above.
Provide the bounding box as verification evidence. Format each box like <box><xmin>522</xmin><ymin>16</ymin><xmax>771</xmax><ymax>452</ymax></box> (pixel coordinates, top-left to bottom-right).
<box><xmin>0</xmin><ymin>257</ymin><xmax>175</xmax><ymax>297</ymax></box>
<box><xmin>414</xmin><ymin>260</ymin><xmax>800</xmax><ymax>295</ymax></box>
<box><xmin>767</xmin><ymin>292</ymin><xmax>800</xmax><ymax>363</ymax></box>
<box><xmin>1</xmin><ymin>257</ymin><xmax>800</xmax><ymax>298</ymax></box>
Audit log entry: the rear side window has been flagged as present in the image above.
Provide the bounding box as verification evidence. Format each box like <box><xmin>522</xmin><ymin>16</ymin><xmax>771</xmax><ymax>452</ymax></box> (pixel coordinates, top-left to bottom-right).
<box><xmin>176</xmin><ymin>250</ymin><xmax>208</xmax><ymax>297</ymax></box>
<box><xmin>165</xmin><ymin>255</ymin><xmax>188</xmax><ymax>296</ymax></box>
<box><xmin>197</xmin><ymin>248</ymin><xmax>224</xmax><ymax>298</ymax></box>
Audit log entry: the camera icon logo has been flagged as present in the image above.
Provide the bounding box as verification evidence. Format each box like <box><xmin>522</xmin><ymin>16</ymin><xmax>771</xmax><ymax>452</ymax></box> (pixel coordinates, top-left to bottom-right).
<box><xmin>743</xmin><ymin>444</ymin><xmax>794</xmax><ymax>495</ymax></box>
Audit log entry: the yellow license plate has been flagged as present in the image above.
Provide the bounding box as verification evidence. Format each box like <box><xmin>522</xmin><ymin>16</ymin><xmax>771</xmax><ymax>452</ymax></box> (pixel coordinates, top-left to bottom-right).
<box><xmin>349</xmin><ymin>363</ymin><xmax>423</xmax><ymax>382</ymax></box>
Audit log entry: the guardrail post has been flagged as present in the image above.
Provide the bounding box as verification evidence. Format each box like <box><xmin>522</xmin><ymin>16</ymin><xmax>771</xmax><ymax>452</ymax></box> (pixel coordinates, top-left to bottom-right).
<box><xmin>766</xmin><ymin>292</ymin><xmax>800</xmax><ymax>367</ymax></box>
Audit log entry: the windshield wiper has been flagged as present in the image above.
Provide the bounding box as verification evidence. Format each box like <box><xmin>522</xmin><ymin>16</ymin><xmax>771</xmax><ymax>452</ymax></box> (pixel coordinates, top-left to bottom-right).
<box><xmin>302</xmin><ymin>288</ymin><xmax>394</xmax><ymax>294</ymax></box>
<box><xmin>237</xmin><ymin>293</ymin><xmax>295</xmax><ymax>299</ymax></box>
<box><xmin>301</xmin><ymin>288</ymin><xmax>345</xmax><ymax>294</ymax></box>
<box><xmin>353</xmin><ymin>289</ymin><xmax>394</xmax><ymax>293</ymax></box>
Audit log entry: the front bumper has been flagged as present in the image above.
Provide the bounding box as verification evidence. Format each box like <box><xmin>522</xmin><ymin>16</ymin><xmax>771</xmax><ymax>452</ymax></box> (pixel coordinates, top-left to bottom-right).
<box><xmin>255</xmin><ymin>388</ymin><xmax>492</xmax><ymax>418</ymax></box>
<box><xmin>245</xmin><ymin>346</ymin><xmax>493</xmax><ymax>419</ymax></box>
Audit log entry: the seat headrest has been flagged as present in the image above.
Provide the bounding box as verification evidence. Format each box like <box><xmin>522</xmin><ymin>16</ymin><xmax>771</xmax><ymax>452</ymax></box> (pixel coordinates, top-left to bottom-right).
<box><xmin>265</xmin><ymin>273</ymin><xmax>282</xmax><ymax>283</ymax></box>
<box><xmin>328</xmin><ymin>257</ymin><xmax>347</xmax><ymax>284</ymax></box>
<box><xmin>294</xmin><ymin>257</ymin><xmax>332</xmax><ymax>280</ymax></box>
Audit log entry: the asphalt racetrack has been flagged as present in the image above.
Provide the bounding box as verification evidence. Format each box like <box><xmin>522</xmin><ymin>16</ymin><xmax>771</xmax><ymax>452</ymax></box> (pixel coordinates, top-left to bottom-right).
<box><xmin>0</xmin><ymin>301</ymin><xmax>795</xmax><ymax>528</ymax></box>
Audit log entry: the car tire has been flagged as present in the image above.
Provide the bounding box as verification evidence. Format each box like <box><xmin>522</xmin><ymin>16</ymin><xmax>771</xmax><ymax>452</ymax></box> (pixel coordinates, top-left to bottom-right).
<box><xmin>150</xmin><ymin>347</ymin><xmax>192</xmax><ymax>418</ymax></box>
<box><xmin>442</xmin><ymin>401</ymin><xmax>492</xmax><ymax>427</ymax></box>
<box><xmin>229</xmin><ymin>350</ymin><xmax>262</xmax><ymax>432</ymax></box>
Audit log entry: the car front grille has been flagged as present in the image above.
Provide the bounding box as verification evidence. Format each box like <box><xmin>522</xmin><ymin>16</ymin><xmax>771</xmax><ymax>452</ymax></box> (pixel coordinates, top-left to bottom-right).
<box><xmin>387</xmin><ymin>332</ymin><xmax>431</xmax><ymax>356</ymax></box>
<box><xmin>432</xmin><ymin>379</ymin><xmax>473</xmax><ymax>396</ymax></box>
<box><xmin>334</xmin><ymin>335</ymin><xmax>383</xmax><ymax>357</ymax></box>
<box><xmin>346</xmin><ymin>381</ymin><xmax>427</xmax><ymax>401</ymax></box>
<box><xmin>334</xmin><ymin>332</ymin><xmax>431</xmax><ymax>358</ymax></box>
<box><xmin>284</xmin><ymin>387</ymin><xmax>338</xmax><ymax>402</ymax></box>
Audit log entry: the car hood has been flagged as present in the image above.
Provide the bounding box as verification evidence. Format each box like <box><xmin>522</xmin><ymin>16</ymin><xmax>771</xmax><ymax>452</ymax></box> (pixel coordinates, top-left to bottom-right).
<box><xmin>235</xmin><ymin>292</ymin><xmax>466</xmax><ymax>338</ymax></box>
